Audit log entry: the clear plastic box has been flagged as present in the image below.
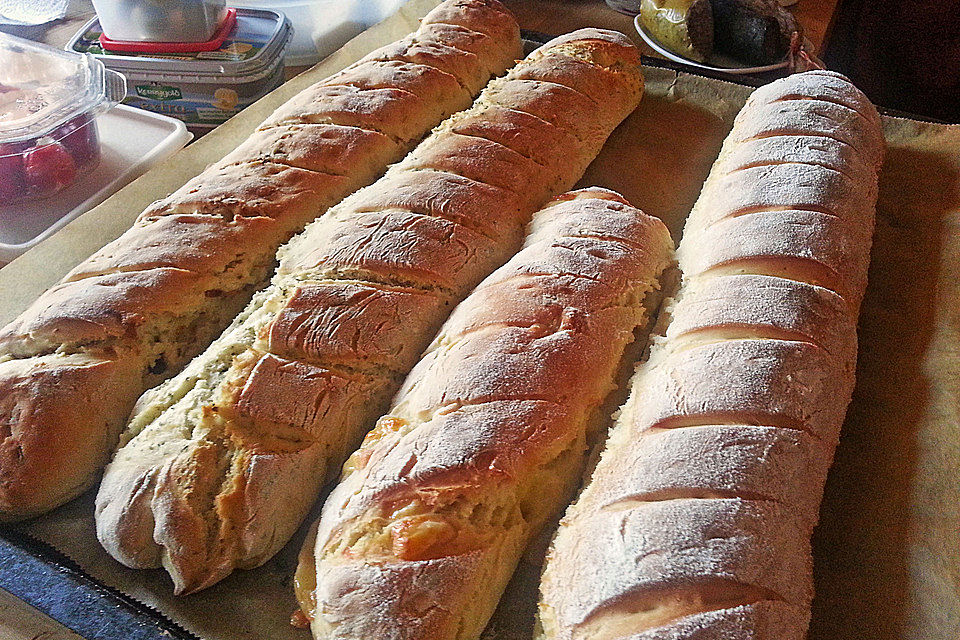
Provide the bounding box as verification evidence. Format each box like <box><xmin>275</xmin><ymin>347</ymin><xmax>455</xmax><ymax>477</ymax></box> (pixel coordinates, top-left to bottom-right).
<box><xmin>0</xmin><ymin>34</ymin><xmax>126</xmax><ymax>204</ymax></box>
<box><xmin>67</xmin><ymin>9</ymin><xmax>289</xmax><ymax>131</ymax></box>
<box><xmin>90</xmin><ymin>0</ymin><xmax>228</xmax><ymax>44</ymax></box>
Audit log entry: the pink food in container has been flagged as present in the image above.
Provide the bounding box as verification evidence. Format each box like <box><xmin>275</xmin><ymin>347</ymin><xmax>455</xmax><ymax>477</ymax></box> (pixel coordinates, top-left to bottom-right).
<box><xmin>0</xmin><ymin>34</ymin><xmax>125</xmax><ymax>203</ymax></box>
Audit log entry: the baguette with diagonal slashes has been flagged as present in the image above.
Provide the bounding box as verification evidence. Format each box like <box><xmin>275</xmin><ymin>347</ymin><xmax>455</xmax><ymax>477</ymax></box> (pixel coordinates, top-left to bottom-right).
<box><xmin>537</xmin><ymin>70</ymin><xmax>884</xmax><ymax>640</ymax></box>
<box><xmin>297</xmin><ymin>187</ymin><xmax>673</xmax><ymax>640</ymax></box>
<box><xmin>95</xmin><ymin>29</ymin><xmax>645</xmax><ymax>594</ymax></box>
<box><xmin>0</xmin><ymin>0</ymin><xmax>522</xmax><ymax>522</ymax></box>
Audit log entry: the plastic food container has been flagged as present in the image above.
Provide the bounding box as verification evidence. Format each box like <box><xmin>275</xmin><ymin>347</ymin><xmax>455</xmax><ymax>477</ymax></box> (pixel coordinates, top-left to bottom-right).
<box><xmin>90</xmin><ymin>0</ymin><xmax>228</xmax><ymax>43</ymax></box>
<box><xmin>0</xmin><ymin>105</ymin><xmax>191</xmax><ymax>262</ymax></box>
<box><xmin>231</xmin><ymin>0</ymin><xmax>405</xmax><ymax>66</ymax></box>
<box><xmin>67</xmin><ymin>8</ymin><xmax>291</xmax><ymax>131</ymax></box>
<box><xmin>0</xmin><ymin>34</ymin><xmax>126</xmax><ymax>204</ymax></box>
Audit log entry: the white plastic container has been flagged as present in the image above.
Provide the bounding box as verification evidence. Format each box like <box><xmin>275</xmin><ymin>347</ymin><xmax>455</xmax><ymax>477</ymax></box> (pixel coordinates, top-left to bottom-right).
<box><xmin>90</xmin><ymin>0</ymin><xmax>229</xmax><ymax>43</ymax></box>
<box><xmin>0</xmin><ymin>105</ymin><xmax>192</xmax><ymax>262</ymax></box>
<box><xmin>0</xmin><ymin>33</ymin><xmax>126</xmax><ymax>203</ymax></box>
<box><xmin>232</xmin><ymin>0</ymin><xmax>405</xmax><ymax>66</ymax></box>
<box><xmin>66</xmin><ymin>8</ymin><xmax>290</xmax><ymax>130</ymax></box>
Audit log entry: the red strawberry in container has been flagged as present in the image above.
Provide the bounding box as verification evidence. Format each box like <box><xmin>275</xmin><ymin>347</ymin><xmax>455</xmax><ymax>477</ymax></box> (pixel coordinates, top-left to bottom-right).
<box><xmin>0</xmin><ymin>141</ymin><xmax>29</xmax><ymax>202</ymax></box>
<box><xmin>23</xmin><ymin>140</ymin><xmax>78</xmax><ymax>198</ymax></box>
<box><xmin>0</xmin><ymin>34</ymin><xmax>125</xmax><ymax>204</ymax></box>
<box><xmin>57</xmin><ymin>114</ymin><xmax>102</xmax><ymax>169</ymax></box>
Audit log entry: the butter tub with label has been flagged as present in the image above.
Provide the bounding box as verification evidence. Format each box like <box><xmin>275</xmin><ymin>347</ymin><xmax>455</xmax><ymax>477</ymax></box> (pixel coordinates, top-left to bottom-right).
<box><xmin>66</xmin><ymin>8</ymin><xmax>291</xmax><ymax>131</ymax></box>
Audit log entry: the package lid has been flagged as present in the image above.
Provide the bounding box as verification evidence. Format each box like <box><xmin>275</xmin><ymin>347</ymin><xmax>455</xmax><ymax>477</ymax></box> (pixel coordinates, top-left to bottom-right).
<box><xmin>98</xmin><ymin>8</ymin><xmax>238</xmax><ymax>54</ymax></box>
<box><xmin>0</xmin><ymin>33</ymin><xmax>126</xmax><ymax>144</ymax></box>
<box><xmin>66</xmin><ymin>8</ymin><xmax>291</xmax><ymax>78</ymax></box>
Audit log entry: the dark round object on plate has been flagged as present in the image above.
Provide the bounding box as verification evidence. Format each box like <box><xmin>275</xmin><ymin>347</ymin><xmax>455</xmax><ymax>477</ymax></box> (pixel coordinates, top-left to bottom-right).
<box><xmin>711</xmin><ymin>0</ymin><xmax>798</xmax><ymax>65</ymax></box>
<box><xmin>687</xmin><ymin>0</ymin><xmax>715</xmax><ymax>57</ymax></box>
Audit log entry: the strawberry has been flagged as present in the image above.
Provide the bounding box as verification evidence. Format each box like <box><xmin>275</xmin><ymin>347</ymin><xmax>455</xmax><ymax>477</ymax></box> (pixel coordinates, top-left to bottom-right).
<box><xmin>57</xmin><ymin>114</ymin><xmax>100</xmax><ymax>167</ymax></box>
<box><xmin>23</xmin><ymin>140</ymin><xmax>77</xmax><ymax>196</ymax></box>
<box><xmin>0</xmin><ymin>142</ymin><xmax>27</xmax><ymax>202</ymax></box>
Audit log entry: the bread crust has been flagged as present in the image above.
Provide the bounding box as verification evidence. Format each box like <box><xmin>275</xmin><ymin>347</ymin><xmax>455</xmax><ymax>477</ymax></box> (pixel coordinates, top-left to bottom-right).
<box><xmin>0</xmin><ymin>354</ymin><xmax>143</xmax><ymax>520</ymax></box>
<box><xmin>95</xmin><ymin>29</ymin><xmax>643</xmax><ymax>594</ymax></box>
<box><xmin>305</xmin><ymin>189</ymin><xmax>673</xmax><ymax>640</ymax></box>
<box><xmin>0</xmin><ymin>0</ymin><xmax>522</xmax><ymax>522</ymax></box>
<box><xmin>666</xmin><ymin>274</ymin><xmax>855</xmax><ymax>357</ymax></box>
<box><xmin>537</xmin><ymin>71</ymin><xmax>883</xmax><ymax>640</ymax></box>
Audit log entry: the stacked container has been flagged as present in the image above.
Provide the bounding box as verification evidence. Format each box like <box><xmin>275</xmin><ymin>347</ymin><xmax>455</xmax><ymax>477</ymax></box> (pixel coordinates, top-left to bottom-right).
<box><xmin>67</xmin><ymin>8</ymin><xmax>291</xmax><ymax>131</ymax></box>
<box><xmin>1</xmin><ymin>34</ymin><xmax>126</xmax><ymax>203</ymax></box>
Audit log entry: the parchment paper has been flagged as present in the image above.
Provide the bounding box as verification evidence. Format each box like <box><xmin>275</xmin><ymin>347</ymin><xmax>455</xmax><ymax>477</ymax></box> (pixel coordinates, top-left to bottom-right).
<box><xmin>1</xmin><ymin>1</ymin><xmax>958</xmax><ymax>638</ymax></box>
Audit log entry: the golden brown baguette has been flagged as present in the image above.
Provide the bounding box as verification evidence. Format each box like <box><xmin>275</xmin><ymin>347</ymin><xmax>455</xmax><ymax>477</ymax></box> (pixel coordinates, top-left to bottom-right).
<box><xmin>0</xmin><ymin>0</ymin><xmax>521</xmax><ymax>522</ymax></box>
<box><xmin>296</xmin><ymin>188</ymin><xmax>673</xmax><ymax>640</ymax></box>
<box><xmin>537</xmin><ymin>70</ymin><xmax>884</xmax><ymax>640</ymax></box>
<box><xmin>94</xmin><ymin>29</ymin><xmax>645</xmax><ymax>594</ymax></box>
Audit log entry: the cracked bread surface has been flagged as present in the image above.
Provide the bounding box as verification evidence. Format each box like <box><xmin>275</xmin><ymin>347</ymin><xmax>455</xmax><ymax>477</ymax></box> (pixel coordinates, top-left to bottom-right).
<box><xmin>536</xmin><ymin>71</ymin><xmax>883</xmax><ymax>640</ymax></box>
<box><xmin>298</xmin><ymin>188</ymin><xmax>673</xmax><ymax>640</ymax></box>
<box><xmin>0</xmin><ymin>0</ymin><xmax>522</xmax><ymax>522</ymax></box>
<box><xmin>95</xmin><ymin>28</ymin><xmax>644</xmax><ymax>594</ymax></box>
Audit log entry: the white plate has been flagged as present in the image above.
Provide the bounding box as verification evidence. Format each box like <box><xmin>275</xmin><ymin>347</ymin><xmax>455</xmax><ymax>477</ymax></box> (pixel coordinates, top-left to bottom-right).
<box><xmin>634</xmin><ymin>13</ymin><xmax>806</xmax><ymax>75</ymax></box>
<box><xmin>0</xmin><ymin>105</ymin><xmax>192</xmax><ymax>263</ymax></box>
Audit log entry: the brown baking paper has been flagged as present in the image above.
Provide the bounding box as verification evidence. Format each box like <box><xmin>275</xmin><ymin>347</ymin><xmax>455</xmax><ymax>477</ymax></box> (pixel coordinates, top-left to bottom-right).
<box><xmin>2</xmin><ymin>2</ymin><xmax>959</xmax><ymax>637</ymax></box>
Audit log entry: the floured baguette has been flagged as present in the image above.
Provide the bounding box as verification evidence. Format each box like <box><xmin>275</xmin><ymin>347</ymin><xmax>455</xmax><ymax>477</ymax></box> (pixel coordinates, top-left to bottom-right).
<box><xmin>95</xmin><ymin>29</ymin><xmax>645</xmax><ymax>594</ymax></box>
<box><xmin>0</xmin><ymin>0</ymin><xmax>521</xmax><ymax>522</ymax></box>
<box><xmin>537</xmin><ymin>70</ymin><xmax>884</xmax><ymax>640</ymax></box>
<box><xmin>297</xmin><ymin>188</ymin><xmax>673</xmax><ymax>640</ymax></box>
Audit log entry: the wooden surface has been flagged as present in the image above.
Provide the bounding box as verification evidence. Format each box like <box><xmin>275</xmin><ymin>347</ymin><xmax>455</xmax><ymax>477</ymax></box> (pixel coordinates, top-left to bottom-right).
<box><xmin>0</xmin><ymin>588</ymin><xmax>84</xmax><ymax>640</ymax></box>
<box><xmin>824</xmin><ymin>0</ymin><xmax>960</xmax><ymax>121</ymax></box>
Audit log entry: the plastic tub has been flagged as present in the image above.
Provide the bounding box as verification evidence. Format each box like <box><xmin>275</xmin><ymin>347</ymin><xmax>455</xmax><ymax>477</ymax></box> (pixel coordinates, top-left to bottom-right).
<box><xmin>90</xmin><ymin>0</ymin><xmax>228</xmax><ymax>43</ymax></box>
<box><xmin>0</xmin><ymin>34</ymin><xmax>126</xmax><ymax>203</ymax></box>
<box><xmin>66</xmin><ymin>8</ymin><xmax>291</xmax><ymax>130</ymax></box>
<box><xmin>0</xmin><ymin>105</ymin><xmax>192</xmax><ymax>262</ymax></box>
<box><xmin>231</xmin><ymin>0</ymin><xmax>405</xmax><ymax>66</ymax></box>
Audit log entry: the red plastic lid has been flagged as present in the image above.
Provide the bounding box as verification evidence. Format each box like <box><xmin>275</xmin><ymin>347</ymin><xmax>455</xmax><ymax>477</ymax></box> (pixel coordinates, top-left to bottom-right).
<box><xmin>98</xmin><ymin>8</ymin><xmax>237</xmax><ymax>53</ymax></box>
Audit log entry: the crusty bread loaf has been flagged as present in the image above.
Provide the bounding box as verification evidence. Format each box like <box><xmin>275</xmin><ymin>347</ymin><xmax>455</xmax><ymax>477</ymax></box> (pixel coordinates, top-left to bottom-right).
<box><xmin>0</xmin><ymin>0</ymin><xmax>521</xmax><ymax>522</ymax></box>
<box><xmin>296</xmin><ymin>188</ymin><xmax>673</xmax><ymax>640</ymax></box>
<box><xmin>94</xmin><ymin>29</ymin><xmax>645</xmax><ymax>594</ymax></box>
<box><xmin>537</xmin><ymin>70</ymin><xmax>884</xmax><ymax>640</ymax></box>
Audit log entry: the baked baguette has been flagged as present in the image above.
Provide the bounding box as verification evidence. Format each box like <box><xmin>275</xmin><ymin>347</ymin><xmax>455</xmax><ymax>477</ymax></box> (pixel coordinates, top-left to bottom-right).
<box><xmin>0</xmin><ymin>0</ymin><xmax>521</xmax><ymax>522</ymax></box>
<box><xmin>537</xmin><ymin>70</ymin><xmax>884</xmax><ymax>640</ymax></box>
<box><xmin>297</xmin><ymin>188</ymin><xmax>673</xmax><ymax>640</ymax></box>
<box><xmin>95</xmin><ymin>29</ymin><xmax>645</xmax><ymax>594</ymax></box>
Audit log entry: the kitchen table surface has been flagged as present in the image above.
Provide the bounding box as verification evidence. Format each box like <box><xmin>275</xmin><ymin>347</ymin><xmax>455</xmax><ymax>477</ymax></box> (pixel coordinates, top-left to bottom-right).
<box><xmin>1</xmin><ymin>588</ymin><xmax>85</xmax><ymax>640</ymax></box>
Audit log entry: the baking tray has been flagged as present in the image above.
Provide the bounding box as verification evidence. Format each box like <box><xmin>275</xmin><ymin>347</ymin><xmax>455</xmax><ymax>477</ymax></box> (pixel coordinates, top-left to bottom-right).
<box><xmin>0</xmin><ymin>528</ymin><xmax>196</xmax><ymax>640</ymax></box>
<box><xmin>1</xmin><ymin>4</ymin><xmax>958</xmax><ymax>639</ymax></box>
